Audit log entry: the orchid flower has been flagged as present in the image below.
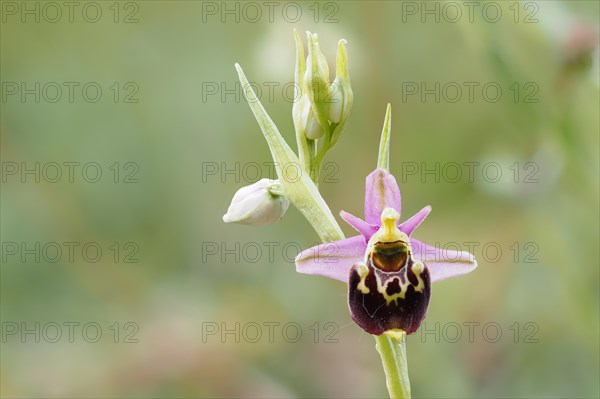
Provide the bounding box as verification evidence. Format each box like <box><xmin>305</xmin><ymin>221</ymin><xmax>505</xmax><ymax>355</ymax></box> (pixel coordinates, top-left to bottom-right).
<box><xmin>295</xmin><ymin>107</ymin><xmax>477</xmax><ymax>336</ymax></box>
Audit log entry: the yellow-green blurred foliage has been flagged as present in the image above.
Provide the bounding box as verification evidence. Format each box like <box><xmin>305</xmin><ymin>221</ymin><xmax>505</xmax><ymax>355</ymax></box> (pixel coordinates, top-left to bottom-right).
<box><xmin>1</xmin><ymin>1</ymin><xmax>599</xmax><ymax>398</ymax></box>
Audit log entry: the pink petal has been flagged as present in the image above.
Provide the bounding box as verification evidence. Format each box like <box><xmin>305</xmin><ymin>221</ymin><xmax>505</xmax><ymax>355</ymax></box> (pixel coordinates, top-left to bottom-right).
<box><xmin>399</xmin><ymin>206</ymin><xmax>432</xmax><ymax>236</ymax></box>
<box><xmin>364</xmin><ymin>169</ymin><xmax>401</xmax><ymax>225</ymax></box>
<box><xmin>340</xmin><ymin>211</ymin><xmax>378</xmax><ymax>241</ymax></box>
<box><xmin>410</xmin><ymin>238</ymin><xmax>477</xmax><ymax>283</ymax></box>
<box><xmin>295</xmin><ymin>236</ymin><xmax>367</xmax><ymax>283</ymax></box>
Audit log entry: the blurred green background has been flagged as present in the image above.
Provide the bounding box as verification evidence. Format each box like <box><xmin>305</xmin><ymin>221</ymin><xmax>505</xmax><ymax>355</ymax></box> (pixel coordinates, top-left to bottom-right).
<box><xmin>1</xmin><ymin>1</ymin><xmax>599</xmax><ymax>398</ymax></box>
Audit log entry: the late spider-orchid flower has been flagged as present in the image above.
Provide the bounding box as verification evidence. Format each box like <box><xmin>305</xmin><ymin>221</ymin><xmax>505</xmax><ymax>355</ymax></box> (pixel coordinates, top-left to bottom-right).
<box><xmin>295</xmin><ymin>168</ymin><xmax>477</xmax><ymax>335</ymax></box>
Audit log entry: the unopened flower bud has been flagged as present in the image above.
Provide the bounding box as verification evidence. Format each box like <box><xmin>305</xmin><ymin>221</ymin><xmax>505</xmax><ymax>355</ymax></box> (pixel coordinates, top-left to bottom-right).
<box><xmin>304</xmin><ymin>107</ymin><xmax>324</xmax><ymax>140</ymax></box>
<box><xmin>304</xmin><ymin>31</ymin><xmax>333</xmax><ymax>131</ymax></box>
<box><xmin>223</xmin><ymin>179</ymin><xmax>289</xmax><ymax>225</ymax></box>
<box><xmin>296</xmin><ymin>93</ymin><xmax>324</xmax><ymax>140</ymax></box>
<box><xmin>328</xmin><ymin>80</ymin><xmax>344</xmax><ymax>123</ymax></box>
<box><xmin>329</xmin><ymin>39</ymin><xmax>353</xmax><ymax>144</ymax></box>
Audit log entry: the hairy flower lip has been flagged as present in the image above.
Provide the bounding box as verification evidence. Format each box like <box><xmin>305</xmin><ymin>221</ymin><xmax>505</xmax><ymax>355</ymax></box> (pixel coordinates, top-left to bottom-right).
<box><xmin>348</xmin><ymin>255</ymin><xmax>431</xmax><ymax>335</ymax></box>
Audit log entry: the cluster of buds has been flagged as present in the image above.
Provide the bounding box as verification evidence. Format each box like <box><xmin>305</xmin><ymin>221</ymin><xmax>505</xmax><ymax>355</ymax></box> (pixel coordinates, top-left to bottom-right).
<box><xmin>223</xmin><ymin>31</ymin><xmax>352</xmax><ymax>226</ymax></box>
<box><xmin>293</xmin><ymin>31</ymin><xmax>353</xmax><ymax>180</ymax></box>
<box><xmin>293</xmin><ymin>31</ymin><xmax>353</xmax><ymax>143</ymax></box>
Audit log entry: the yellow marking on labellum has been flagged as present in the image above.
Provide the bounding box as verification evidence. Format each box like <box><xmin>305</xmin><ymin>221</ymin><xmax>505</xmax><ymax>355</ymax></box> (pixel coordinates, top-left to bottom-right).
<box><xmin>356</xmin><ymin>263</ymin><xmax>371</xmax><ymax>294</ymax></box>
<box><xmin>383</xmin><ymin>329</ymin><xmax>406</xmax><ymax>341</ymax></box>
<box><xmin>411</xmin><ymin>261</ymin><xmax>424</xmax><ymax>275</ymax></box>
<box><xmin>374</xmin><ymin>261</ymin><xmax>426</xmax><ymax>305</ymax></box>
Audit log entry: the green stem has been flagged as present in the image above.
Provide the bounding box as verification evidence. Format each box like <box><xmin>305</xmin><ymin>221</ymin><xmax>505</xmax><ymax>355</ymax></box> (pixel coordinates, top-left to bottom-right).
<box><xmin>314</xmin><ymin>133</ymin><xmax>332</xmax><ymax>170</ymax></box>
<box><xmin>308</xmin><ymin>133</ymin><xmax>330</xmax><ymax>185</ymax></box>
<box><xmin>375</xmin><ymin>333</ymin><xmax>411</xmax><ymax>399</ymax></box>
<box><xmin>308</xmin><ymin>140</ymin><xmax>319</xmax><ymax>185</ymax></box>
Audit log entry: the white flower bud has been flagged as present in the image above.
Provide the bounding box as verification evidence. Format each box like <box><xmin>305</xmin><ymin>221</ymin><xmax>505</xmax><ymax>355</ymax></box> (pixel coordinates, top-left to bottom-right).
<box><xmin>223</xmin><ymin>179</ymin><xmax>290</xmax><ymax>225</ymax></box>
<box><xmin>329</xmin><ymin>39</ymin><xmax>353</xmax><ymax>145</ymax></box>
<box><xmin>328</xmin><ymin>80</ymin><xmax>344</xmax><ymax>124</ymax></box>
<box><xmin>304</xmin><ymin>108</ymin><xmax>324</xmax><ymax>140</ymax></box>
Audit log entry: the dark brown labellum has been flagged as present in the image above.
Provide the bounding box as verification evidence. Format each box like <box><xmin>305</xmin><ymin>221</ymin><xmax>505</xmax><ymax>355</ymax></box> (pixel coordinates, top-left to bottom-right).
<box><xmin>348</xmin><ymin>256</ymin><xmax>431</xmax><ymax>335</ymax></box>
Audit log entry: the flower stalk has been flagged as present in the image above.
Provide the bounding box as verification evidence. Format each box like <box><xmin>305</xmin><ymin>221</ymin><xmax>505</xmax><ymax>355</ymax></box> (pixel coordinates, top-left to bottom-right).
<box><xmin>376</xmin><ymin>332</ymin><xmax>411</xmax><ymax>399</ymax></box>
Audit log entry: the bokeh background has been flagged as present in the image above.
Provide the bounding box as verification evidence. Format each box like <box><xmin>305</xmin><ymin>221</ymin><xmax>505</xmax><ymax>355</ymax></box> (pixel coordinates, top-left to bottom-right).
<box><xmin>1</xmin><ymin>1</ymin><xmax>599</xmax><ymax>398</ymax></box>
